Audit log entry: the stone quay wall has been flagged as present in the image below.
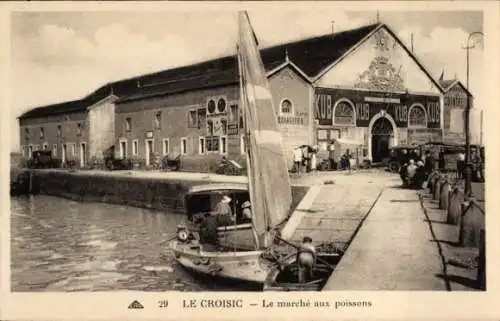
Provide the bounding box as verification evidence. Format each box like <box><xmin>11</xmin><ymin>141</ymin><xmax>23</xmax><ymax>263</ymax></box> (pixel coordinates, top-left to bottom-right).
<box><xmin>22</xmin><ymin>170</ymin><xmax>309</xmax><ymax>215</ymax></box>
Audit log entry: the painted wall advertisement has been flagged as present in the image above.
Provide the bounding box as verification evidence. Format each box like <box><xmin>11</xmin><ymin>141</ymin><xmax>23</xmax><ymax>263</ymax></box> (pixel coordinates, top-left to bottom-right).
<box><xmin>314</xmin><ymin>88</ymin><xmax>440</xmax><ymax>128</ymax></box>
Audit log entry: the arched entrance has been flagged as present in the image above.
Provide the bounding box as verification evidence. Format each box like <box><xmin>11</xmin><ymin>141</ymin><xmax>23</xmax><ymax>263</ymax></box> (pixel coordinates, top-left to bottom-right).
<box><xmin>370</xmin><ymin>117</ymin><xmax>394</xmax><ymax>163</ymax></box>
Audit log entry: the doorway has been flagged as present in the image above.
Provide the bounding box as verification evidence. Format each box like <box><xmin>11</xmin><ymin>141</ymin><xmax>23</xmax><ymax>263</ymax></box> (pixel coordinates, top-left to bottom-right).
<box><xmin>120</xmin><ymin>140</ymin><xmax>127</xmax><ymax>159</ymax></box>
<box><xmin>145</xmin><ymin>139</ymin><xmax>154</xmax><ymax>166</ymax></box>
<box><xmin>370</xmin><ymin>118</ymin><xmax>394</xmax><ymax>163</ymax></box>
<box><xmin>61</xmin><ymin>144</ymin><xmax>67</xmax><ymax>164</ymax></box>
<box><xmin>80</xmin><ymin>143</ymin><xmax>87</xmax><ymax>168</ymax></box>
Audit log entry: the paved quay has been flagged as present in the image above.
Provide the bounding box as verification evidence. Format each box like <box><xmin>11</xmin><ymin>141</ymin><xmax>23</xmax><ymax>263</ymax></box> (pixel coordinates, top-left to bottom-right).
<box><xmin>282</xmin><ymin>170</ymin><xmax>398</xmax><ymax>250</ymax></box>
<box><xmin>323</xmin><ymin>186</ymin><xmax>446</xmax><ymax>291</ymax></box>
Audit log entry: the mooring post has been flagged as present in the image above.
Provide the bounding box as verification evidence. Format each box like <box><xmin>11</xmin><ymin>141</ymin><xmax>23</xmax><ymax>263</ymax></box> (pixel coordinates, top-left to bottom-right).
<box><xmin>458</xmin><ymin>201</ymin><xmax>468</xmax><ymax>246</ymax></box>
<box><xmin>477</xmin><ymin>228</ymin><xmax>486</xmax><ymax>290</ymax></box>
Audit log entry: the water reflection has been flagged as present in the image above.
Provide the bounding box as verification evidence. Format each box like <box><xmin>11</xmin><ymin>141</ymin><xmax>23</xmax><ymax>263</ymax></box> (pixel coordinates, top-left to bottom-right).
<box><xmin>11</xmin><ymin>195</ymin><xmax>256</xmax><ymax>292</ymax></box>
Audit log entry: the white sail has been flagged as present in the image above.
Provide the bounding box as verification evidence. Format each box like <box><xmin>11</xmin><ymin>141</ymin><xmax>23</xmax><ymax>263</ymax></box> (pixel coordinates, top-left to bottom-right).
<box><xmin>238</xmin><ymin>11</ymin><xmax>293</xmax><ymax>248</ymax></box>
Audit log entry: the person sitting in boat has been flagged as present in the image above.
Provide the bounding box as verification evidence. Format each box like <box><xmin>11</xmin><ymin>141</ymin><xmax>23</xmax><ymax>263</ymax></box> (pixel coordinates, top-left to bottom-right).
<box><xmin>296</xmin><ymin>236</ymin><xmax>316</xmax><ymax>283</ymax></box>
<box><xmin>213</xmin><ymin>194</ymin><xmax>234</xmax><ymax>226</ymax></box>
<box><xmin>199</xmin><ymin>212</ymin><xmax>219</xmax><ymax>252</ymax></box>
<box><xmin>241</xmin><ymin>201</ymin><xmax>252</xmax><ymax>223</ymax></box>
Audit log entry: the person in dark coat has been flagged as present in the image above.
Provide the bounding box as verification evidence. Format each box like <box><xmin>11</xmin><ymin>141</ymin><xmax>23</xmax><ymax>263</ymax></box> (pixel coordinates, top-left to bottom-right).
<box><xmin>199</xmin><ymin>213</ymin><xmax>219</xmax><ymax>252</ymax></box>
<box><xmin>424</xmin><ymin>151</ymin><xmax>435</xmax><ymax>177</ymax></box>
<box><xmin>413</xmin><ymin>160</ymin><xmax>426</xmax><ymax>189</ymax></box>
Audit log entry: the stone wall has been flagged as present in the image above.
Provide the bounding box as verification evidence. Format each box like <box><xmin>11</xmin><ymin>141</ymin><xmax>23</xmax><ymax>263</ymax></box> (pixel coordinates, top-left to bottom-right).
<box><xmin>29</xmin><ymin>170</ymin><xmax>308</xmax><ymax>215</ymax></box>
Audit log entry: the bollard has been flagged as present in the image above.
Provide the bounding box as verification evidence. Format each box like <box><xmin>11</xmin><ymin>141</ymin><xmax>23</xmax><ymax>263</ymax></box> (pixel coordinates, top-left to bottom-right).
<box><xmin>477</xmin><ymin>228</ymin><xmax>486</xmax><ymax>290</ymax></box>
<box><xmin>427</xmin><ymin>171</ymin><xmax>438</xmax><ymax>194</ymax></box>
<box><xmin>447</xmin><ymin>188</ymin><xmax>464</xmax><ymax>225</ymax></box>
<box><xmin>459</xmin><ymin>200</ymin><xmax>485</xmax><ymax>248</ymax></box>
<box><xmin>439</xmin><ymin>180</ymin><xmax>451</xmax><ymax>210</ymax></box>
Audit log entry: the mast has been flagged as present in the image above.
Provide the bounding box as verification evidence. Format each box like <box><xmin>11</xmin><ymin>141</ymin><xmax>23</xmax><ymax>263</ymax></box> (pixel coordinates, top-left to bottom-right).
<box><xmin>237</xmin><ymin>44</ymin><xmax>260</xmax><ymax>250</ymax></box>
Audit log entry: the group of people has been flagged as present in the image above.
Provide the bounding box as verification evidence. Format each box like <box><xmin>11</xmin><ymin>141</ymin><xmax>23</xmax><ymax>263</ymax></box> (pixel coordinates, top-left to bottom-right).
<box><xmin>293</xmin><ymin>142</ymin><xmax>355</xmax><ymax>174</ymax></box>
<box><xmin>292</xmin><ymin>146</ymin><xmax>318</xmax><ymax>174</ymax></box>
<box><xmin>399</xmin><ymin>150</ymin><xmax>435</xmax><ymax>189</ymax></box>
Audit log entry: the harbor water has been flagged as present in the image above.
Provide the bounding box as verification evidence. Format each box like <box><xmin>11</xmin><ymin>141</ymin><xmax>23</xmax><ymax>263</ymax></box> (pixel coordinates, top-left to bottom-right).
<box><xmin>11</xmin><ymin>195</ymin><xmax>259</xmax><ymax>292</ymax></box>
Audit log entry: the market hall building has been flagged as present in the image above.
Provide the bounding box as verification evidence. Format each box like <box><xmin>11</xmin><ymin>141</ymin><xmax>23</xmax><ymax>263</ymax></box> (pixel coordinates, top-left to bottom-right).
<box><xmin>114</xmin><ymin>22</ymin><xmax>449</xmax><ymax>169</ymax></box>
<box><xmin>19</xmin><ymin>22</ymin><xmax>468</xmax><ymax>170</ymax></box>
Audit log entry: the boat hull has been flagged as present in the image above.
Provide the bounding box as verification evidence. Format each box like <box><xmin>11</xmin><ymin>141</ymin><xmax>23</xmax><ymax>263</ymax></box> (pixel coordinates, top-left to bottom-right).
<box><xmin>170</xmin><ymin>241</ymin><xmax>273</xmax><ymax>284</ymax></box>
<box><xmin>263</xmin><ymin>253</ymin><xmax>338</xmax><ymax>291</ymax></box>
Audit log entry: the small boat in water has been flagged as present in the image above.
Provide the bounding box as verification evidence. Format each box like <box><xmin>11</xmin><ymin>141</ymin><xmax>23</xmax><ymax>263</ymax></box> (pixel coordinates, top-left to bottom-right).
<box><xmin>169</xmin><ymin>183</ymin><xmax>274</xmax><ymax>284</ymax></box>
<box><xmin>263</xmin><ymin>241</ymin><xmax>343</xmax><ymax>291</ymax></box>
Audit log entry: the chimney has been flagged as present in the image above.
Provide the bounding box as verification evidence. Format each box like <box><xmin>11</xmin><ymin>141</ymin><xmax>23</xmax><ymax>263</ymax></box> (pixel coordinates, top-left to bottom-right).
<box><xmin>411</xmin><ymin>33</ymin><xmax>414</xmax><ymax>52</ymax></box>
<box><xmin>331</xmin><ymin>21</ymin><xmax>335</xmax><ymax>39</ymax></box>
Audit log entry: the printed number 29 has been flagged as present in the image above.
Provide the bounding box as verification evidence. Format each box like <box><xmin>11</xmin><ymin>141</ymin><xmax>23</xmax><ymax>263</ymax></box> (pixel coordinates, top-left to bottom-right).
<box><xmin>158</xmin><ymin>300</ymin><xmax>169</xmax><ymax>308</ymax></box>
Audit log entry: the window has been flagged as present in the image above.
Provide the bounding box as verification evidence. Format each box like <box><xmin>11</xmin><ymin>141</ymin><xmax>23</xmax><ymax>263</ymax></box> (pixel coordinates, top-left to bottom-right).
<box><xmin>197</xmin><ymin>108</ymin><xmax>207</xmax><ymax>128</ymax></box>
<box><xmin>155</xmin><ymin>112</ymin><xmax>161</xmax><ymax>129</ymax></box>
<box><xmin>334</xmin><ymin>101</ymin><xmax>355</xmax><ymax>125</ymax></box>
<box><xmin>220</xmin><ymin>136</ymin><xmax>227</xmax><ymax>155</ymax></box>
<box><xmin>132</xmin><ymin>139</ymin><xmax>139</xmax><ymax>156</ymax></box>
<box><xmin>181</xmin><ymin>137</ymin><xmax>188</xmax><ymax>155</ymax></box>
<box><xmin>280</xmin><ymin>99</ymin><xmax>293</xmax><ymax>114</ymax></box>
<box><xmin>39</xmin><ymin>127</ymin><xmax>45</xmax><ymax>139</ymax></box>
<box><xmin>71</xmin><ymin>143</ymin><xmax>76</xmax><ymax>157</ymax></box>
<box><xmin>408</xmin><ymin>105</ymin><xmax>427</xmax><ymax>127</ymax></box>
<box><xmin>206</xmin><ymin>136</ymin><xmax>219</xmax><ymax>152</ymax></box>
<box><xmin>126</xmin><ymin>117</ymin><xmax>132</xmax><ymax>132</ymax></box>
<box><xmin>24</xmin><ymin>128</ymin><xmax>29</xmax><ymax>140</ymax></box>
<box><xmin>217</xmin><ymin>98</ymin><xmax>227</xmax><ymax>113</ymax></box>
<box><xmin>28</xmin><ymin>145</ymin><xmax>33</xmax><ymax>158</ymax></box>
<box><xmin>221</xmin><ymin>119</ymin><xmax>227</xmax><ymax>135</ymax></box>
<box><xmin>52</xmin><ymin>144</ymin><xmax>57</xmax><ymax>157</ymax></box>
<box><xmin>239</xmin><ymin>116</ymin><xmax>244</xmax><ymax>130</ymax></box>
<box><xmin>77</xmin><ymin>123</ymin><xmax>82</xmax><ymax>136</ymax></box>
<box><xmin>207</xmin><ymin>120</ymin><xmax>214</xmax><ymax>136</ymax></box>
<box><xmin>162</xmin><ymin>138</ymin><xmax>169</xmax><ymax>155</ymax></box>
<box><xmin>43</xmin><ymin>143</ymin><xmax>48</xmax><ymax>150</ymax></box>
<box><xmin>199</xmin><ymin>137</ymin><xmax>205</xmax><ymax>155</ymax></box>
<box><xmin>188</xmin><ymin>110</ymin><xmax>197</xmax><ymax>128</ymax></box>
<box><xmin>119</xmin><ymin>139</ymin><xmax>127</xmax><ymax>159</ymax></box>
<box><xmin>230</xmin><ymin>104</ymin><xmax>238</xmax><ymax>122</ymax></box>
<box><xmin>57</xmin><ymin>125</ymin><xmax>62</xmax><ymax>137</ymax></box>
<box><xmin>207</xmin><ymin>99</ymin><xmax>216</xmax><ymax>114</ymax></box>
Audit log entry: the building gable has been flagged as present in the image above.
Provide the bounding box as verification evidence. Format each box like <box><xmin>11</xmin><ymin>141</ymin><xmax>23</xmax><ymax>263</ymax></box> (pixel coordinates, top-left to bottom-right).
<box><xmin>315</xmin><ymin>25</ymin><xmax>441</xmax><ymax>95</ymax></box>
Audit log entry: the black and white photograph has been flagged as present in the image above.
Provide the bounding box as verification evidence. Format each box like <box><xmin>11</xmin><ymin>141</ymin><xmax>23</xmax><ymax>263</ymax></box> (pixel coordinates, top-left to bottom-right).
<box><xmin>2</xmin><ymin>1</ymin><xmax>499</xmax><ymax>320</ymax></box>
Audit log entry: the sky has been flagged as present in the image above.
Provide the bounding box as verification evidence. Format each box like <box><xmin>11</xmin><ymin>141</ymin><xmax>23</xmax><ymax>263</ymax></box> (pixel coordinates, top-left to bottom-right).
<box><xmin>9</xmin><ymin>9</ymin><xmax>485</xmax><ymax>151</ymax></box>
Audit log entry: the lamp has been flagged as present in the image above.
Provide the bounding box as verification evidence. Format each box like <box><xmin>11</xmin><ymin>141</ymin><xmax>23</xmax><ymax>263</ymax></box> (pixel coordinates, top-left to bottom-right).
<box><xmin>463</xmin><ymin>31</ymin><xmax>484</xmax><ymax>199</ymax></box>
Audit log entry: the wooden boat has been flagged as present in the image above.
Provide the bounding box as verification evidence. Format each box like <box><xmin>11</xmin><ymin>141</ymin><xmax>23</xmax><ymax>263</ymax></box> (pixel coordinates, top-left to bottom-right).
<box><xmin>169</xmin><ymin>183</ymin><xmax>274</xmax><ymax>284</ymax></box>
<box><xmin>263</xmin><ymin>241</ymin><xmax>342</xmax><ymax>291</ymax></box>
<box><xmin>168</xmin><ymin>11</ymin><xmax>294</xmax><ymax>285</ymax></box>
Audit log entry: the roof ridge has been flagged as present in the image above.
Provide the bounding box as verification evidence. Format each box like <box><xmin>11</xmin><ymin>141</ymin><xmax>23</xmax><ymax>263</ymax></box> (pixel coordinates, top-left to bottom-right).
<box><xmin>19</xmin><ymin>22</ymin><xmax>382</xmax><ymax>118</ymax></box>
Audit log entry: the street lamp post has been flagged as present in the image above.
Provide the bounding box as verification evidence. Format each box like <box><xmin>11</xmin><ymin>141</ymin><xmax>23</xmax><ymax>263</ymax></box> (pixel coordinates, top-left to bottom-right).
<box><xmin>463</xmin><ymin>31</ymin><xmax>484</xmax><ymax>199</ymax></box>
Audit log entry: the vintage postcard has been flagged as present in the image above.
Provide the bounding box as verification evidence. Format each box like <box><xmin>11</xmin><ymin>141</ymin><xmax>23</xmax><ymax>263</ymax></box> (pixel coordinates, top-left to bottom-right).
<box><xmin>1</xmin><ymin>1</ymin><xmax>499</xmax><ymax>320</ymax></box>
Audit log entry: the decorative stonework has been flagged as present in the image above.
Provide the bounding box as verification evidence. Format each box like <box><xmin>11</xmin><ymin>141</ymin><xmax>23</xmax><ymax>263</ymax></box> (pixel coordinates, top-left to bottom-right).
<box><xmin>354</xmin><ymin>29</ymin><xmax>405</xmax><ymax>92</ymax></box>
<box><xmin>355</xmin><ymin>56</ymin><xmax>405</xmax><ymax>91</ymax></box>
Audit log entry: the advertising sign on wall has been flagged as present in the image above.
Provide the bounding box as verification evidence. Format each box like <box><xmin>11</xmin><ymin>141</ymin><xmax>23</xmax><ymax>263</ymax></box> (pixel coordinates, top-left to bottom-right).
<box><xmin>314</xmin><ymin>88</ymin><xmax>441</xmax><ymax>128</ymax></box>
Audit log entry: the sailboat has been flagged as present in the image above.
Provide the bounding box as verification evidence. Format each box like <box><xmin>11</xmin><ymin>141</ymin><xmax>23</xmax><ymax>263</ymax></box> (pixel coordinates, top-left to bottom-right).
<box><xmin>168</xmin><ymin>11</ymin><xmax>294</xmax><ymax>284</ymax></box>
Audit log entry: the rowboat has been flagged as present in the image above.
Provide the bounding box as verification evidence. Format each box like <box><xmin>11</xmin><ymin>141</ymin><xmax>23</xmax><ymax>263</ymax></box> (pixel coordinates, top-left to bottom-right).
<box><xmin>263</xmin><ymin>252</ymin><xmax>340</xmax><ymax>291</ymax></box>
